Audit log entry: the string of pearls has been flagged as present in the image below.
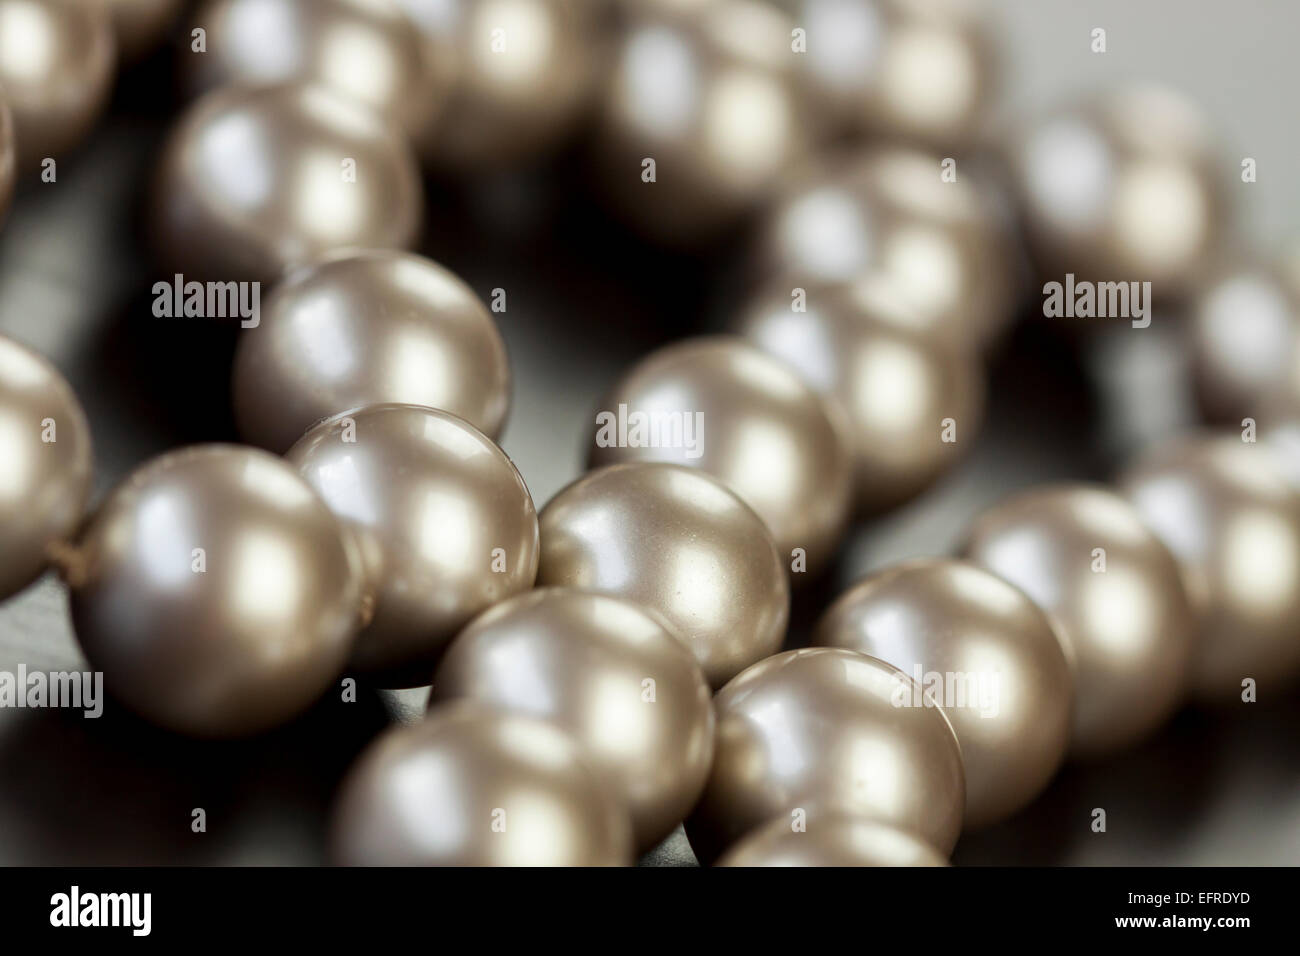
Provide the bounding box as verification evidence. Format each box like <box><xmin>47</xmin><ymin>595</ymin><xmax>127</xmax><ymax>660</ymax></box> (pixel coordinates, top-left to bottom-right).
<box><xmin>0</xmin><ymin>0</ymin><xmax>1297</xmax><ymax>867</ymax></box>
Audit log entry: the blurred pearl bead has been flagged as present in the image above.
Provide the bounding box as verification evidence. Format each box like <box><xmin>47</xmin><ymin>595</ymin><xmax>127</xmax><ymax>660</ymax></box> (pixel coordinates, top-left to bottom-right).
<box><xmin>735</xmin><ymin>275</ymin><xmax>985</xmax><ymax>512</ymax></box>
<box><xmin>0</xmin><ymin>94</ymin><xmax>13</xmax><ymax>225</ymax></box>
<box><xmin>685</xmin><ymin>648</ymin><xmax>965</xmax><ymax>862</ymax></box>
<box><xmin>1007</xmin><ymin>86</ymin><xmax>1224</xmax><ymax>296</ymax></box>
<box><xmin>287</xmin><ymin>404</ymin><xmax>538</xmax><ymax>686</ymax></box>
<box><xmin>537</xmin><ymin>463</ymin><xmax>788</xmax><ymax>688</ymax></box>
<box><xmin>589</xmin><ymin>336</ymin><xmax>853</xmax><ymax>577</ymax></box>
<box><xmin>106</xmin><ymin>0</ymin><xmax>183</xmax><ymax>61</ymax></box>
<box><xmin>0</xmin><ymin>0</ymin><xmax>117</xmax><ymax>168</ymax></box>
<box><xmin>69</xmin><ymin>445</ymin><xmax>363</xmax><ymax>737</ymax></box>
<box><xmin>333</xmin><ymin>702</ymin><xmax>634</xmax><ymax>866</ymax></box>
<box><xmin>0</xmin><ymin>335</ymin><xmax>94</xmax><ymax>600</ymax></box>
<box><xmin>964</xmin><ymin>484</ymin><xmax>1194</xmax><ymax>758</ymax></box>
<box><xmin>1121</xmin><ymin>435</ymin><xmax>1300</xmax><ymax>702</ymax></box>
<box><xmin>151</xmin><ymin>83</ymin><xmax>422</xmax><ymax>284</ymax></box>
<box><xmin>1188</xmin><ymin>262</ymin><xmax>1300</xmax><ymax>424</ymax></box>
<box><xmin>184</xmin><ymin>0</ymin><xmax>443</xmax><ymax>139</ymax></box>
<box><xmin>431</xmin><ymin>588</ymin><xmax>714</xmax><ymax>850</ymax></box>
<box><xmin>755</xmin><ymin>147</ymin><xmax>1019</xmax><ymax>350</ymax></box>
<box><xmin>717</xmin><ymin>812</ymin><xmax>948</xmax><ymax>867</ymax></box>
<box><xmin>233</xmin><ymin>250</ymin><xmax>510</xmax><ymax>454</ymax></box>
<box><xmin>771</xmin><ymin>0</ymin><xmax>996</xmax><ymax>149</ymax></box>
<box><xmin>815</xmin><ymin>559</ymin><xmax>1071</xmax><ymax>828</ymax></box>
<box><xmin>595</xmin><ymin>0</ymin><xmax>813</xmax><ymax>241</ymax></box>
<box><xmin>395</xmin><ymin>0</ymin><xmax>602</xmax><ymax>170</ymax></box>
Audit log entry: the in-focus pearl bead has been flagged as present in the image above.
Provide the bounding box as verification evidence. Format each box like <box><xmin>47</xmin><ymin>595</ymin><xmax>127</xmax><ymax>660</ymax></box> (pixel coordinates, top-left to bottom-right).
<box><xmin>69</xmin><ymin>445</ymin><xmax>363</xmax><ymax>737</ymax></box>
<box><xmin>332</xmin><ymin>702</ymin><xmax>634</xmax><ymax>866</ymax></box>
<box><xmin>717</xmin><ymin>812</ymin><xmax>949</xmax><ymax>867</ymax></box>
<box><xmin>288</xmin><ymin>404</ymin><xmax>539</xmax><ymax>687</ymax></box>
<box><xmin>964</xmin><ymin>484</ymin><xmax>1194</xmax><ymax>758</ymax></box>
<box><xmin>432</xmin><ymin>587</ymin><xmax>714</xmax><ymax>850</ymax></box>
<box><xmin>0</xmin><ymin>335</ymin><xmax>94</xmax><ymax>600</ymax></box>
<box><xmin>685</xmin><ymin>647</ymin><xmax>965</xmax><ymax>862</ymax></box>
<box><xmin>537</xmin><ymin>463</ymin><xmax>789</xmax><ymax>688</ymax></box>
<box><xmin>150</xmin><ymin>83</ymin><xmax>423</xmax><ymax>285</ymax></box>
<box><xmin>815</xmin><ymin>559</ymin><xmax>1071</xmax><ymax>828</ymax></box>
<box><xmin>233</xmin><ymin>250</ymin><xmax>510</xmax><ymax>454</ymax></box>
<box><xmin>589</xmin><ymin>336</ymin><xmax>854</xmax><ymax>577</ymax></box>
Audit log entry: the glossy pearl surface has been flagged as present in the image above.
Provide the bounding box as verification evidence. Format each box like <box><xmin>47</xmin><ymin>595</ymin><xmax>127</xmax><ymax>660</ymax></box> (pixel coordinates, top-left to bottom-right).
<box><xmin>287</xmin><ymin>404</ymin><xmax>538</xmax><ymax>686</ymax></box>
<box><xmin>735</xmin><ymin>276</ymin><xmax>985</xmax><ymax>512</ymax></box>
<box><xmin>588</xmin><ymin>336</ymin><xmax>853</xmax><ymax>576</ymax></box>
<box><xmin>0</xmin><ymin>0</ymin><xmax>117</xmax><ymax>167</ymax></box>
<box><xmin>184</xmin><ymin>0</ymin><xmax>443</xmax><ymax>138</ymax></box>
<box><xmin>233</xmin><ymin>250</ymin><xmax>510</xmax><ymax>454</ymax></box>
<box><xmin>755</xmin><ymin>147</ymin><xmax>1018</xmax><ymax>350</ymax></box>
<box><xmin>431</xmin><ymin>588</ymin><xmax>714</xmax><ymax>850</ymax></box>
<box><xmin>0</xmin><ymin>335</ymin><xmax>94</xmax><ymax>600</ymax></box>
<box><xmin>332</xmin><ymin>702</ymin><xmax>634</xmax><ymax>866</ymax></box>
<box><xmin>537</xmin><ymin>463</ymin><xmax>788</xmax><ymax>689</ymax></box>
<box><xmin>1121</xmin><ymin>434</ymin><xmax>1300</xmax><ymax>702</ymax></box>
<box><xmin>596</xmin><ymin>0</ymin><xmax>812</xmax><ymax>240</ymax></box>
<box><xmin>69</xmin><ymin>445</ymin><xmax>363</xmax><ymax>737</ymax></box>
<box><xmin>1008</xmin><ymin>86</ymin><xmax>1224</xmax><ymax>297</ymax></box>
<box><xmin>815</xmin><ymin>559</ymin><xmax>1071</xmax><ymax>828</ymax></box>
<box><xmin>771</xmin><ymin>0</ymin><xmax>996</xmax><ymax>148</ymax></box>
<box><xmin>717</xmin><ymin>811</ymin><xmax>948</xmax><ymax>867</ymax></box>
<box><xmin>685</xmin><ymin>647</ymin><xmax>965</xmax><ymax>862</ymax></box>
<box><xmin>395</xmin><ymin>0</ymin><xmax>602</xmax><ymax>169</ymax></box>
<box><xmin>964</xmin><ymin>484</ymin><xmax>1194</xmax><ymax>758</ymax></box>
<box><xmin>151</xmin><ymin>83</ymin><xmax>422</xmax><ymax>284</ymax></box>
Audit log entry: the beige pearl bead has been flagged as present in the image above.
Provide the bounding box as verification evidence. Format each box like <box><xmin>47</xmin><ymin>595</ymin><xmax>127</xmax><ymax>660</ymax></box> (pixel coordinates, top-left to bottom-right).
<box><xmin>1188</xmin><ymin>261</ymin><xmax>1300</xmax><ymax>424</ymax></box>
<box><xmin>685</xmin><ymin>647</ymin><xmax>965</xmax><ymax>863</ymax></box>
<box><xmin>963</xmin><ymin>484</ymin><xmax>1195</xmax><ymax>758</ymax></box>
<box><xmin>332</xmin><ymin>702</ymin><xmax>634</xmax><ymax>866</ymax></box>
<box><xmin>537</xmin><ymin>463</ymin><xmax>789</xmax><ymax>688</ymax></box>
<box><xmin>431</xmin><ymin>588</ymin><xmax>714</xmax><ymax>851</ymax></box>
<box><xmin>68</xmin><ymin>445</ymin><xmax>364</xmax><ymax>737</ymax></box>
<box><xmin>588</xmin><ymin>336</ymin><xmax>854</xmax><ymax>577</ymax></box>
<box><xmin>1007</xmin><ymin>86</ymin><xmax>1225</xmax><ymax>298</ymax></box>
<box><xmin>734</xmin><ymin>275</ymin><xmax>985</xmax><ymax>513</ymax></box>
<box><xmin>1121</xmin><ymin>434</ymin><xmax>1300</xmax><ymax>703</ymax></box>
<box><xmin>150</xmin><ymin>83</ymin><xmax>423</xmax><ymax>285</ymax></box>
<box><xmin>0</xmin><ymin>0</ymin><xmax>117</xmax><ymax>168</ymax></box>
<box><xmin>717</xmin><ymin>811</ymin><xmax>949</xmax><ymax>867</ymax></box>
<box><xmin>395</xmin><ymin>0</ymin><xmax>603</xmax><ymax>170</ymax></box>
<box><xmin>0</xmin><ymin>335</ymin><xmax>94</xmax><ymax>600</ymax></box>
<box><xmin>183</xmin><ymin>0</ymin><xmax>444</xmax><ymax>140</ymax></box>
<box><xmin>595</xmin><ymin>0</ymin><xmax>814</xmax><ymax>241</ymax></box>
<box><xmin>815</xmin><ymin>559</ymin><xmax>1071</xmax><ymax>829</ymax></box>
<box><xmin>287</xmin><ymin>404</ymin><xmax>539</xmax><ymax>687</ymax></box>
<box><xmin>754</xmin><ymin>147</ymin><xmax>1019</xmax><ymax>351</ymax></box>
<box><xmin>232</xmin><ymin>249</ymin><xmax>510</xmax><ymax>454</ymax></box>
<box><xmin>106</xmin><ymin>0</ymin><xmax>183</xmax><ymax>61</ymax></box>
<box><xmin>770</xmin><ymin>0</ymin><xmax>996</xmax><ymax>149</ymax></box>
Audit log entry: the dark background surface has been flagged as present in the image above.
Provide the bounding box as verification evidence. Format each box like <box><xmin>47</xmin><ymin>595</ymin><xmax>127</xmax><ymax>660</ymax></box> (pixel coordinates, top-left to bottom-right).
<box><xmin>1</xmin><ymin>8</ymin><xmax>1298</xmax><ymax>866</ymax></box>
